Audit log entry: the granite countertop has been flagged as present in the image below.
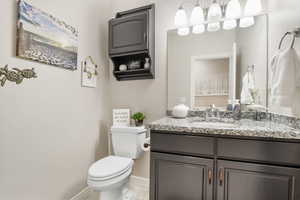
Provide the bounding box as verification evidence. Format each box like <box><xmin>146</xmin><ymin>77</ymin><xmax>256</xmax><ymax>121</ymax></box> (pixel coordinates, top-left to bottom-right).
<box><xmin>148</xmin><ymin>117</ymin><xmax>300</xmax><ymax>141</ymax></box>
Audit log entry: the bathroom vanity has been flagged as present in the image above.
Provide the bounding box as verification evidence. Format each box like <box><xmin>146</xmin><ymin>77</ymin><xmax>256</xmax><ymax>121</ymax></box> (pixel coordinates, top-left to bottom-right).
<box><xmin>149</xmin><ymin>116</ymin><xmax>300</xmax><ymax>200</ymax></box>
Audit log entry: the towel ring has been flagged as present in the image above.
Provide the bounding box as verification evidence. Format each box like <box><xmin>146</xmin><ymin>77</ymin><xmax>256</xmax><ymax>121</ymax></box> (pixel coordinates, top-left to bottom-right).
<box><xmin>278</xmin><ymin>32</ymin><xmax>296</xmax><ymax>50</ymax></box>
<box><xmin>278</xmin><ymin>28</ymin><xmax>300</xmax><ymax>50</ymax></box>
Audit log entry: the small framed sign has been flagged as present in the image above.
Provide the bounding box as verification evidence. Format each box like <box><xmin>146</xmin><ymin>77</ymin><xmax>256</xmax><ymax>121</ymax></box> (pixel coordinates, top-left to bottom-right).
<box><xmin>113</xmin><ymin>109</ymin><xmax>130</xmax><ymax>127</ymax></box>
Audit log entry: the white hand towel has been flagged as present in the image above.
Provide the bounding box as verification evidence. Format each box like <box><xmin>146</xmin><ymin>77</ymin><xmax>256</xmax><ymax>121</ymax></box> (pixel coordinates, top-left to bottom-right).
<box><xmin>241</xmin><ymin>71</ymin><xmax>255</xmax><ymax>105</ymax></box>
<box><xmin>271</xmin><ymin>48</ymin><xmax>300</xmax><ymax>107</ymax></box>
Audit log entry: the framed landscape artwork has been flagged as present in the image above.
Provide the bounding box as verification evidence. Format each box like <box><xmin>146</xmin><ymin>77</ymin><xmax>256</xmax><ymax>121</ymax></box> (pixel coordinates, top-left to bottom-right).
<box><xmin>16</xmin><ymin>0</ymin><xmax>78</xmax><ymax>70</ymax></box>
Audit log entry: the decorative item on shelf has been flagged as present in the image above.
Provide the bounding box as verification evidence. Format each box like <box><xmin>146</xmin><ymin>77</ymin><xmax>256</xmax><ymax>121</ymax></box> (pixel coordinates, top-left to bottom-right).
<box><xmin>144</xmin><ymin>58</ymin><xmax>151</xmax><ymax>69</ymax></box>
<box><xmin>0</xmin><ymin>65</ymin><xmax>37</xmax><ymax>87</ymax></box>
<box><xmin>131</xmin><ymin>112</ymin><xmax>146</xmax><ymax>127</ymax></box>
<box><xmin>174</xmin><ymin>0</ymin><xmax>263</xmax><ymax>36</ymax></box>
<box><xmin>128</xmin><ymin>61</ymin><xmax>141</xmax><ymax>70</ymax></box>
<box><xmin>119</xmin><ymin>64</ymin><xmax>127</xmax><ymax>71</ymax></box>
<box><xmin>81</xmin><ymin>56</ymin><xmax>99</xmax><ymax>88</ymax></box>
<box><xmin>172</xmin><ymin>97</ymin><xmax>189</xmax><ymax>118</ymax></box>
<box><xmin>17</xmin><ymin>0</ymin><xmax>78</xmax><ymax>70</ymax></box>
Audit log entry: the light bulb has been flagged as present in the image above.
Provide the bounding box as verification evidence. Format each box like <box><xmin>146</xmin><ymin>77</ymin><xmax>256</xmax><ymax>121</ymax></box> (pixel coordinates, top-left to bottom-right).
<box><xmin>207</xmin><ymin>22</ymin><xmax>220</xmax><ymax>32</ymax></box>
<box><xmin>174</xmin><ymin>6</ymin><xmax>188</xmax><ymax>28</ymax></box>
<box><xmin>192</xmin><ymin>24</ymin><xmax>205</xmax><ymax>34</ymax></box>
<box><xmin>223</xmin><ymin>19</ymin><xmax>237</xmax><ymax>30</ymax></box>
<box><xmin>244</xmin><ymin>0</ymin><xmax>262</xmax><ymax>16</ymax></box>
<box><xmin>208</xmin><ymin>2</ymin><xmax>222</xmax><ymax>22</ymax></box>
<box><xmin>240</xmin><ymin>16</ymin><xmax>255</xmax><ymax>28</ymax></box>
<box><xmin>226</xmin><ymin>0</ymin><xmax>241</xmax><ymax>19</ymax></box>
<box><xmin>177</xmin><ymin>27</ymin><xmax>190</xmax><ymax>36</ymax></box>
<box><xmin>190</xmin><ymin>4</ymin><xmax>205</xmax><ymax>26</ymax></box>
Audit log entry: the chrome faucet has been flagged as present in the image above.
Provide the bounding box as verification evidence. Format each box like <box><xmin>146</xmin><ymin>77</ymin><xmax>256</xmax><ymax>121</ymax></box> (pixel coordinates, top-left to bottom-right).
<box><xmin>205</xmin><ymin>104</ymin><xmax>220</xmax><ymax>121</ymax></box>
<box><xmin>232</xmin><ymin>102</ymin><xmax>241</xmax><ymax>120</ymax></box>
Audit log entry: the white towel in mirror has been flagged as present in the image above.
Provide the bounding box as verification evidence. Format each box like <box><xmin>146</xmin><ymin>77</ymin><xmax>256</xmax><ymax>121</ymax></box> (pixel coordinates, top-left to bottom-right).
<box><xmin>241</xmin><ymin>71</ymin><xmax>255</xmax><ymax>105</ymax></box>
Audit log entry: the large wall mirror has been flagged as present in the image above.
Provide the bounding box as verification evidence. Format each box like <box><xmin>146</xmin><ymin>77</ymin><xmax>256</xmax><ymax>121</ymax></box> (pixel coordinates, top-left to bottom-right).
<box><xmin>167</xmin><ymin>14</ymin><xmax>268</xmax><ymax>111</ymax></box>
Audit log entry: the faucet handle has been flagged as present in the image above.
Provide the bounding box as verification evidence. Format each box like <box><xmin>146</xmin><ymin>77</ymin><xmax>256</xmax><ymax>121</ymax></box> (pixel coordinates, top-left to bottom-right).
<box><xmin>209</xmin><ymin>104</ymin><xmax>216</xmax><ymax>109</ymax></box>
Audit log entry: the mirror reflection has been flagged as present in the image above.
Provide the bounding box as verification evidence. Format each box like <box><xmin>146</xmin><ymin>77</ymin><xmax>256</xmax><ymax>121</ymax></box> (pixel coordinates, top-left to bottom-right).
<box><xmin>167</xmin><ymin>14</ymin><xmax>268</xmax><ymax>111</ymax></box>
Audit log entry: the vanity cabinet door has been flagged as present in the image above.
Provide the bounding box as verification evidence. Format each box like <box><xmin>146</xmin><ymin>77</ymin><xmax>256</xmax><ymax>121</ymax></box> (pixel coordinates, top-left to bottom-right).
<box><xmin>109</xmin><ymin>11</ymin><xmax>148</xmax><ymax>55</ymax></box>
<box><xmin>150</xmin><ymin>152</ymin><xmax>213</xmax><ymax>200</ymax></box>
<box><xmin>217</xmin><ymin>160</ymin><xmax>300</xmax><ymax>200</ymax></box>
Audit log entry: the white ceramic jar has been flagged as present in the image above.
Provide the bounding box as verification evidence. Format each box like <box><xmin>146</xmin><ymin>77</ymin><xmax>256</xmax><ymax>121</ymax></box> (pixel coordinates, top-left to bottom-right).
<box><xmin>172</xmin><ymin>104</ymin><xmax>189</xmax><ymax>118</ymax></box>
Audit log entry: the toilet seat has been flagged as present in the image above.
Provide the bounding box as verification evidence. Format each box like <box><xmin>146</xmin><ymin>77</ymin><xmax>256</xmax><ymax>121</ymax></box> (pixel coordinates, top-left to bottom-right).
<box><xmin>88</xmin><ymin>156</ymin><xmax>133</xmax><ymax>181</ymax></box>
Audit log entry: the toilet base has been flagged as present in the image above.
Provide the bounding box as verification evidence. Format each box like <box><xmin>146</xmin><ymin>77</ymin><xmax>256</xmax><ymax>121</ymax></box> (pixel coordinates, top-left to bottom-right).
<box><xmin>98</xmin><ymin>185</ymin><xmax>136</xmax><ymax>200</ymax></box>
<box><xmin>99</xmin><ymin>187</ymin><xmax>123</xmax><ymax>200</ymax></box>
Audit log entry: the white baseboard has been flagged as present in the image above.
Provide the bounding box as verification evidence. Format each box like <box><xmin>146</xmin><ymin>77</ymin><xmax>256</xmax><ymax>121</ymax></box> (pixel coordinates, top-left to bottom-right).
<box><xmin>70</xmin><ymin>187</ymin><xmax>92</xmax><ymax>200</ymax></box>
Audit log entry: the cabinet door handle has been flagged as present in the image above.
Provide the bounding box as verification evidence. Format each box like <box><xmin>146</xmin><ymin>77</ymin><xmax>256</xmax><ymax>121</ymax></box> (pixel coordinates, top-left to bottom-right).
<box><xmin>208</xmin><ymin>168</ymin><xmax>212</xmax><ymax>185</ymax></box>
<box><xmin>219</xmin><ymin>168</ymin><xmax>224</xmax><ymax>186</ymax></box>
<box><xmin>144</xmin><ymin>32</ymin><xmax>147</xmax><ymax>42</ymax></box>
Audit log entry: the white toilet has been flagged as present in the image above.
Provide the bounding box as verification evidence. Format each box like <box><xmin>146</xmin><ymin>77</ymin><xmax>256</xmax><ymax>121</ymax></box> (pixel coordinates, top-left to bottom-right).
<box><xmin>87</xmin><ymin>126</ymin><xmax>147</xmax><ymax>200</ymax></box>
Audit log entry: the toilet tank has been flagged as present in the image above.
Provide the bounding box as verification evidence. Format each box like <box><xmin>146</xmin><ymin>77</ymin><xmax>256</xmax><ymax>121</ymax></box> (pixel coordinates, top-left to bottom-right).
<box><xmin>111</xmin><ymin>126</ymin><xmax>147</xmax><ymax>159</ymax></box>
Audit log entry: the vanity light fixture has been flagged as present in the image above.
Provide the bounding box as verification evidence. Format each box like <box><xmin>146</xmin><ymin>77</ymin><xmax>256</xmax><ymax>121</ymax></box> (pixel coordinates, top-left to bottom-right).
<box><xmin>240</xmin><ymin>16</ymin><xmax>255</xmax><ymax>28</ymax></box>
<box><xmin>192</xmin><ymin>24</ymin><xmax>206</xmax><ymax>34</ymax></box>
<box><xmin>174</xmin><ymin>5</ymin><xmax>188</xmax><ymax>28</ymax></box>
<box><xmin>207</xmin><ymin>0</ymin><xmax>222</xmax><ymax>32</ymax></box>
<box><xmin>175</xmin><ymin>5</ymin><xmax>190</xmax><ymax>36</ymax></box>
<box><xmin>177</xmin><ymin>27</ymin><xmax>190</xmax><ymax>36</ymax></box>
<box><xmin>190</xmin><ymin>1</ymin><xmax>205</xmax><ymax>34</ymax></box>
<box><xmin>240</xmin><ymin>0</ymin><xmax>262</xmax><ymax>28</ymax></box>
<box><xmin>174</xmin><ymin>0</ymin><xmax>263</xmax><ymax>36</ymax></box>
<box><xmin>244</xmin><ymin>0</ymin><xmax>262</xmax><ymax>16</ymax></box>
<box><xmin>223</xmin><ymin>0</ymin><xmax>241</xmax><ymax>30</ymax></box>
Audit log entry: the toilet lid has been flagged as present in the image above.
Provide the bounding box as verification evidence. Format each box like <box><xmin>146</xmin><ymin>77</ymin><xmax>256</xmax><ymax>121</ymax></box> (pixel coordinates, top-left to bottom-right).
<box><xmin>88</xmin><ymin>156</ymin><xmax>133</xmax><ymax>180</ymax></box>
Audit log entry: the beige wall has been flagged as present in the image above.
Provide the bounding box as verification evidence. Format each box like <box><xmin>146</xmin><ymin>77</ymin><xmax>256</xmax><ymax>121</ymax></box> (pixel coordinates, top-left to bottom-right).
<box><xmin>268</xmin><ymin>0</ymin><xmax>300</xmax><ymax>117</ymax></box>
<box><xmin>0</xmin><ymin>0</ymin><xmax>111</xmax><ymax>199</ymax></box>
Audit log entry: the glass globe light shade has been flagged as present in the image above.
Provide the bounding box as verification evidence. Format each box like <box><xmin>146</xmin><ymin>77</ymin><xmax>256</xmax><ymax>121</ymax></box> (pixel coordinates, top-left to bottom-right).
<box><xmin>240</xmin><ymin>16</ymin><xmax>255</xmax><ymax>28</ymax></box>
<box><xmin>244</xmin><ymin>0</ymin><xmax>262</xmax><ymax>16</ymax></box>
<box><xmin>177</xmin><ymin>27</ymin><xmax>190</xmax><ymax>36</ymax></box>
<box><xmin>192</xmin><ymin>24</ymin><xmax>205</xmax><ymax>34</ymax></box>
<box><xmin>207</xmin><ymin>22</ymin><xmax>220</xmax><ymax>32</ymax></box>
<box><xmin>226</xmin><ymin>0</ymin><xmax>241</xmax><ymax>19</ymax></box>
<box><xmin>174</xmin><ymin>6</ymin><xmax>188</xmax><ymax>28</ymax></box>
<box><xmin>190</xmin><ymin>5</ymin><xmax>205</xmax><ymax>26</ymax></box>
<box><xmin>223</xmin><ymin>19</ymin><xmax>237</xmax><ymax>30</ymax></box>
<box><xmin>207</xmin><ymin>2</ymin><xmax>222</xmax><ymax>22</ymax></box>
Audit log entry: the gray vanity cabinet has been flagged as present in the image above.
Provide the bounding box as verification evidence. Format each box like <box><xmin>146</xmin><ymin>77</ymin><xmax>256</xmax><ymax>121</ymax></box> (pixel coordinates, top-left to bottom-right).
<box><xmin>150</xmin><ymin>131</ymin><xmax>300</xmax><ymax>200</ymax></box>
<box><xmin>109</xmin><ymin>12</ymin><xmax>148</xmax><ymax>55</ymax></box>
<box><xmin>150</xmin><ymin>152</ymin><xmax>214</xmax><ymax>200</ymax></box>
<box><xmin>217</xmin><ymin>160</ymin><xmax>300</xmax><ymax>200</ymax></box>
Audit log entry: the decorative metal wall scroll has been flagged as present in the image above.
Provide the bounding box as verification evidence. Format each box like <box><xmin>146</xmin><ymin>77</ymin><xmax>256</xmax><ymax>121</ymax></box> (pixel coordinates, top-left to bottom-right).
<box><xmin>0</xmin><ymin>65</ymin><xmax>37</xmax><ymax>87</ymax></box>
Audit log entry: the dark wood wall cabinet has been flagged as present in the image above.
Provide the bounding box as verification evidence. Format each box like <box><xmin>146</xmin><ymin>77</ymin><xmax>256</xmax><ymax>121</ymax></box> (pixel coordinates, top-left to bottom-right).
<box><xmin>150</xmin><ymin>131</ymin><xmax>300</xmax><ymax>200</ymax></box>
<box><xmin>109</xmin><ymin>4</ymin><xmax>155</xmax><ymax>81</ymax></box>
